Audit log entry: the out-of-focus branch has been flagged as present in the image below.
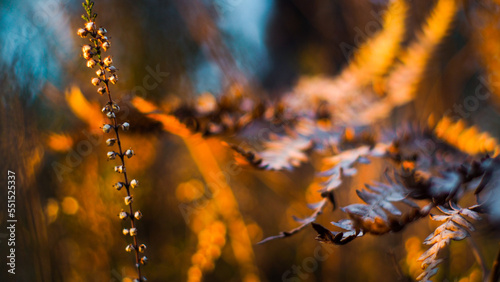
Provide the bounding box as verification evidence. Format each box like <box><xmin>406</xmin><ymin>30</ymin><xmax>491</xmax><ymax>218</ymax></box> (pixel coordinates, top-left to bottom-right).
<box><xmin>172</xmin><ymin>0</ymin><xmax>247</xmax><ymax>89</ymax></box>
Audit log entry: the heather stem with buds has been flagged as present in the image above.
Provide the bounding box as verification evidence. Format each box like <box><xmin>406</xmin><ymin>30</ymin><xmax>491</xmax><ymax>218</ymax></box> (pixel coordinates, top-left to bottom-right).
<box><xmin>78</xmin><ymin>1</ymin><xmax>146</xmax><ymax>281</ymax></box>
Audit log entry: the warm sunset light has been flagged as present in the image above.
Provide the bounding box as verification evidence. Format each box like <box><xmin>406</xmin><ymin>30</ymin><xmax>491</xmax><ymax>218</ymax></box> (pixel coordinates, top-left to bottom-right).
<box><xmin>3</xmin><ymin>0</ymin><xmax>500</xmax><ymax>281</ymax></box>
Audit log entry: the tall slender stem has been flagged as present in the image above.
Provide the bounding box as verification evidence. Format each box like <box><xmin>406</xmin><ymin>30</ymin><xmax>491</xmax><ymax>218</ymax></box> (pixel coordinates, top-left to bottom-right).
<box><xmin>78</xmin><ymin>2</ymin><xmax>144</xmax><ymax>279</ymax></box>
<box><xmin>102</xmin><ymin>71</ymin><xmax>142</xmax><ymax>280</ymax></box>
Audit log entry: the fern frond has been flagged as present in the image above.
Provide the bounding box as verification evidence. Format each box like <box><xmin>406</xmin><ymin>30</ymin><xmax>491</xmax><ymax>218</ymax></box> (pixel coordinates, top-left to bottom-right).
<box><xmin>398</xmin><ymin>164</ymin><xmax>465</xmax><ymax>205</ymax></box>
<box><xmin>433</xmin><ymin>116</ymin><xmax>499</xmax><ymax>155</ymax></box>
<box><xmin>297</xmin><ymin>0</ymin><xmax>408</xmax><ymax>92</ymax></box>
<box><xmin>227</xmin><ymin>118</ymin><xmax>344</xmax><ymax>170</ymax></box>
<box><xmin>345</xmin><ymin>0</ymin><xmax>408</xmax><ymax>84</ymax></box>
<box><xmin>289</xmin><ymin>0</ymin><xmax>409</xmax><ymax>126</ymax></box>
<box><xmin>386</xmin><ymin>0</ymin><xmax>459</xmax><ymax>101</ymax></box>
<box><xmin>385</xmin><ymin>121</ymin><xmax>471</xmax><ymax>171</ymax></box>
<box><xmin>228</xmin><ymin>133</ymin><xmax>312</xmax><ymax>171</ymax></box>
<box><xmin>294</xmin><ymin>118</ymin><xmax>343</xmax><ymax>152</ymax></box>
<box><xmin>320</xmin><ymin>144</ymin><xmax>388</xmax><ymax>191</ymax></box>
<box><xmin>417</xmin><ymin>204</ymin><xmax>481</xmax><ymax>281</ymax></box>
<box><xmin>342</xmin><ymin>173</ymin><xmax>421</xmax><ymax>234</ymax></box>
<box><xmin>259</xmin><ymin>143</ymin><xmax>390</xmax><ymax>243</ymax></box>
<box><xmin>258</xmin><ymin>134</ymin><xmax>313</xmax><ymax>170</ymax></box>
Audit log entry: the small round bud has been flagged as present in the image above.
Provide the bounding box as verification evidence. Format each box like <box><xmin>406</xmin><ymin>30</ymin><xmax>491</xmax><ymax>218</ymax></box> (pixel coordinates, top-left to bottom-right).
<box><xmin>125</xmin><ymin>149</ymin><xmax>134</xmax><ymax>159</ymax></box>
<box><xmin>119</xmin><ymin>210</ymin><xmax>128</xmax><ymax>219</ymax></box>
<box><xmin>140</xmin><ymin>256</ymin><xmax>148</xmax><ymax>265</ymax></box>
<box><xmin>121</xmin><ymin>122</ymin><xmax>130</xmax><ymax>131</ymax></box>
<box><xmin>82</xmin><ymin>45</ymin><xmax>92</xmax><ymax>53</ymax></box>
<box><xmin>106</xmin><ymin>112</ymin><xmax>116</xmax><ymax>119</ymax></box>
<box><xmin>87</xmin><ymin>59</ymin><xmax>97</xmax><ymax>68</ymax></box>
<box><xmin>102</xmin><ymin>41</ymin><xmax>110</xmax><ymax>51</ymax></box>
<box><xmin>130</xmin><ymin>179</ymin><xmax>138</xmax><ymax>189</ymax></box>
<box><xmin>134</xmin><ymin>210</ymin><xmax>143</xmax><ymax>220</ymax></box>
<box><xmin>99</xmin><ymin>36</ymin><xmax>108</xmax><ymax>42</ymax></box>
<box><xmin>109</xmin><ymin>74</ymin><xmax>118</xmax><ymax>84</ymax></box>
<box><xmin>77</xmin><ymin>28</ymin><xmax>88</xmax><ymax>38</ymax></box>
<box><xmin>125</xmin><ymin>244</ymin><xmax>135</xmax><ymax>252</ymax></box>
<box><xmin>138</xmin><ymin>244</ymin><xmax>147</xmax><ymax>253</ymax></box>
<box><xmin>122</xmin><ymin>229</ymin><xmax>129</xmax><ymax>235</ymax></box>
<box><xmin>97</xmin><ymin>27</ymin><xmax>107</xmax><ymax>36</ymax></box>
<box><xmin>129</xmin><ymin>228</ymin><xmax>137</xmax><ymax>236</ymax></box>
<box><xmin>85</xmin><ymin>22</ymin><xmax>96</xmax><ymax>32</ymax></box>
<box><xmin>96</xmin><ymin>69</ymin><xmax>104</xmax><ymax>77</ymax></box>
<box><xmin>102</xmin><ymin>124</ymin><xmax>112</xmax><ymax>133</ymax></box>
<box><xmin>112</xmin><ymin>104</ymin><xmax>120</xmax><ymax>112</ymax></box>
<box><xmin>125</xmin><ymin>196</ymin><xmax>133</xmax><ymax>205</ymax></box>
<box><xmin>91</xmin><ymin>77</ymin><xmax>100</xmax><ymax>86</ymax></box>
<box><xmin>97</xmin><ymin>87</ymin><xmax>106</xmax><ymax>95</ymax></box>
<box><xmin>107</xmin><ymin>66</ymin><xmax>117</xmax><ymax>73</ymax></box>
<box><xmin>115</xmin><ymin>165</ymin><xmax>125</xmax><ymax>173</ymax></box>
<box><xmin>102</xmin><ymin>106</ymin><xmax>109</xmax><ymax>113</ymax></box>
<box><xmin>103</xmin><ymin>56</ymin><xmax>113</xmax><ymax>66</ymax></box>
<box><xmin>83</xmin><ymin>51</ymin><xmax>93</xmax><ymax>60</ymax></box>
<box><xmin>106</xmin><ymin>138</ymin><xmax>116</xmax><ymax>146</ymax></box>
<box><xmin>113</xmin><ymin>182</ymin><xmax>124</xmax><ymax>191</ymax></box>
<box><xmin>107</xmin><ymin>151</ymin><xmax>116</xmax><ymax>160</ymax></box>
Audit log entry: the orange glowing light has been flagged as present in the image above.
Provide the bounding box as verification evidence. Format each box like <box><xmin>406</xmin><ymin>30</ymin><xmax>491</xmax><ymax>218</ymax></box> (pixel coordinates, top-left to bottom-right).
<box><xmin>47</xmin><ymin>133</ymin><xmax>74</xmax><ymax>152</ymax></box>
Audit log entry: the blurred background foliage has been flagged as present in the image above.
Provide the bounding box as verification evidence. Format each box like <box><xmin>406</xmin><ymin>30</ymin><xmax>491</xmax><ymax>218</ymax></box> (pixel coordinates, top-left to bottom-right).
<box><xmin>1</xmin><ymin>0</ymin><xmax>500</xmax><ymax>281</ymax></box>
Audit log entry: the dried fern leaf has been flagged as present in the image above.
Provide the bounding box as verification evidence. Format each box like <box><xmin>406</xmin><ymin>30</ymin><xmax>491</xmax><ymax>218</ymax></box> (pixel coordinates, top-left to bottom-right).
<box><xmin>293</xmin><ymin>118</ymin><xmax>343</xmax><ymax>152</ymax></box>
<box><xmin>362</xmin><ymin>0</ymin><xmax>459</xmax><ymax>125</ymax></box>
<box><xmin>386</xmin><ymin>121</ymin><xmax>472</xmax><ymax>173</ymax></box>
<box><xmin>417</xmin><ymin>204</ymin><xmax>481</xmax><ymax>281</ymax></box>
<box><xmin>343</xmin><ymin>204</ymin><xmax>391</xmax><ymax>234</ymax></box>
<box><xmin>312</xmin><ymin>220</ymin><xmax>363</xmax><ymax>245</ymax></box>
<box><xmin>287</xmin><ymin>0</ymin><xmax>409</xmax><ymax>126</ymax></box>
<box><xmin>342</xmin><ymin>173</ymin><xmax>420</xmax><ymax>234</ymax></box>
<box><xmin>344</xmin><ymin>0</ymin><xmax>409</xmax><ymax>84</ymax></box>
<box><xmin>386</xmin><ymin>0</ymin><xmax>459</xmax><ymax>102</ymax></box>
<box><xmin>224</xmin><ymin>133</ymin><xmax>312</xmax><ymax>171</ymax></box>
<box><xmin>258</xmin><ymin>142</ymin><xmax>385</xmax><ymax>243</ymax></box>
<box><xmin>258</xmin><ymin>134</ymin><xmax>312</xmax><ymax>170</ymax></box>
<box><xmin>433</xmin><ymin>116</ymin><xmax>500</xmax><ymax>155</ymax></box>
<box><xmin>257</xmin><ymin>143</ymin><xmax>386</xmax><ymax>243</ymax></box>
<box><xmin>227</xmin><ymin>117</ymin><xmax>360</xmax><ymax>172</ymax></box>
<box><xmin>320</xmin><ymin>144</ymin><xmax>388</xmax><ymax>191</ymax></box>
<box><xmin>387</xmin><ymin>0</ymin><xmax>458</xmax><ymax>103</ymax></box>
